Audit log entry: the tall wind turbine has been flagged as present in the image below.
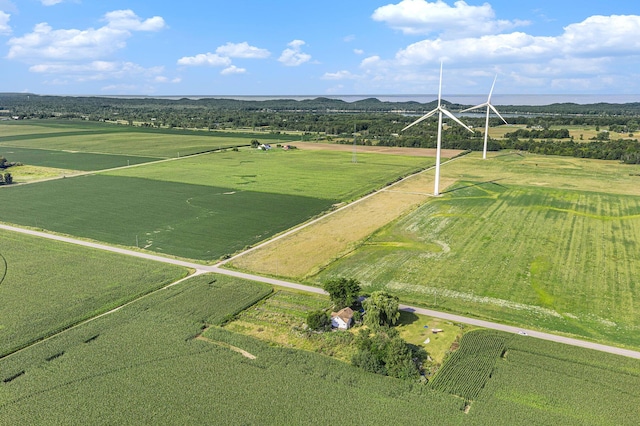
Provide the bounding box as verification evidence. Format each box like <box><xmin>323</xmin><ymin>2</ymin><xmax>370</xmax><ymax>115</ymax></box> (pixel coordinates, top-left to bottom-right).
<box><xmin>460</xmin><ymin>75</ymin><xmax>507</xmax><ymax>160</ymax></box>
<box><xmin>402</xmin><ymin>63</ymin><xmax>474</xmax><ymax>196</ymax></box>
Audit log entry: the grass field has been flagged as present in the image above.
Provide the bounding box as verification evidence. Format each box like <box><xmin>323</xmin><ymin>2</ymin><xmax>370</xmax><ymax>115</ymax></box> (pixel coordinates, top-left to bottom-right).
<box><xmin>0</xmin><ymin>146</ymin><xmax>160</xmax><ymax>171</ymax></box>
<box><xmin>223</xmin><ymin>290</ymin><xmax>357</xmax><ymax>361</ymax></box>
<box><xmin>313</xmin><ymin>153</ymin><xmax>640</xmax><ymax>347</ymax></box>
<box><xmin>108</xmin><ymin>147</ymin><xmax>434</xmax><ymax>200</ymax></box>
<box><xmin>0</xmin><ymin>174</ymin><xmax>333</xmax><ymax>260</ymax></box>
<box><xmin>0</xmin><ymin>228</ymin><xmax>186</xmax><ymax>357</ymax></box>
<box><xmin>0</xmin><ymin>121</ymin><xmax>293</xmax><ymax>158</ymax></box>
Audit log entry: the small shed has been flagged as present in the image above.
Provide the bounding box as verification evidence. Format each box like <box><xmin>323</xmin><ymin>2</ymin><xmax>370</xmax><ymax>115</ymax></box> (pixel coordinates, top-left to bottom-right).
<box><xmin>331</xmin><ymin>307</ymin><xmax>354</xmax><ymax>330</ymax></box>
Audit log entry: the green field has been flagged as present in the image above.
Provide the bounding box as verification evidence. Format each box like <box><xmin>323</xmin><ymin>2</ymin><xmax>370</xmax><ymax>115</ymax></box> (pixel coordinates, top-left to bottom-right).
<box><xmin>315</xmin><ymin>153</ymin><xmax>640</xmax><ymax>348</ymax></box>
<box><xmin>0</xmin><ymin>146</ymin><xmax>160</xmax><ymax>171</ymax></box>
<box><xmin>0</xmin><ymin>274</ymin><xmax>465</xmax><ymax>424</ymax></box>
<box><xmin>0</xmin><ymin>121</ymin><xmax>293</xmax><ymax>158</ymax></box>
<box><xmin>2</xmin><ymin>272</ymin><xmax>639</xmax><ymax>424</ymax></box>
<box><xmin>469</xmin><ymin>331</ymin><xmax>640</xmax><ymax>424</ymax></box>
<box><xmin>107</xmin><ymin>148</ymin><xmax>433</xmax><ymax>200</ymax></box>
<box><xmin>0</xmin><ymin>229</ymin><xmax>186</xmax><ymax>357</ymax></box>
<box><xmin>0</xmin><ymin>174</ymin><xmax>332</xmax><ymax>260</ymax></box>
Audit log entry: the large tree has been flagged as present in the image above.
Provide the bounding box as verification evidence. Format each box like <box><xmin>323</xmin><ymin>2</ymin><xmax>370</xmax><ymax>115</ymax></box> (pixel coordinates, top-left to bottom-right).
<box><xmin>323</xmin><ymin>277</ymin><xmax>360</xmax><ymax>310</ymax></box>
<box><xmin>363</xmin><ymin>291</ymin><xmax>400</xmax><ymax>328</ymax></box>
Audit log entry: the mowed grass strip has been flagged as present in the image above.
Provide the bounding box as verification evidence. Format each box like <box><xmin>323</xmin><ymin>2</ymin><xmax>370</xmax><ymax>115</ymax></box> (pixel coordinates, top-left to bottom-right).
<box><xmin>0</xmin><ymin>175</ymin><xmax>333</xmax><ymax>260</ymax></box>
<box><xmin>316</xmin><ymin>180</ymin><xmax>640</xmax><ymax>347</ymax></box>
<box><xmin>108</xmin><ymin>147</ymin><xmax>435</xmax><ymax>200</ymax></box>
<box><xmin>0</xmin><ymin>146</ymin><xmax>160</xmax><ymax>171</ymax></box>
<box><xmin>0</xmin><ymin>228</ymin><xmax>186</xmax><ymax>357</ymax></box>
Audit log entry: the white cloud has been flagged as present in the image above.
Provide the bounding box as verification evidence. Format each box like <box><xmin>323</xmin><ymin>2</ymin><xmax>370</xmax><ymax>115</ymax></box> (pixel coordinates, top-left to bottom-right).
<box><xmin>40</xmin><ymin>0</ymin><xmax>63</xmax><ymax>5</ymax></box>
<box><xmin>278</xmin><ymin>39</ymin><xmax>311</xmax><ymax>66</ymax></box>
<box><xmin>372</xmin><ymin>0</ymin><xmax>528</xmax><ymax>38</ymax></box>
<box><xmin>103</xmin><ymin>9</ymin><xmax>166</xmax><ymax>32</ymax></box>
<box><xmin>7</xmin><ymin>10</ymin><xmax>166</xmax><ymax>61</ymax></box>
<box><xmin>155</xmin><ymin>76</ymin><xmax>181</xmax><ymax>83</ymax></box>
<box><xmin>322</xmin><ymin>70</ymin><xmax>360</xmax><ymax>80</ymax></box>
<box><xmin>221</xmin><ymin>65</ymin><xmax>246</xmax><ymax>75</ymax></box>
<box><xmin>177</xmin><ymin>52</ymin><xmax>231</xmax><ymax>67</ymax></box>
<box><xmin>0</xmin><ymin>10</ymin><xmax>10</xmax><ymax>35</ymax></box>
<box><xmin>353</xmin><ymin>13</ymin><xmax>640</xmax><ymax>94</ymax></box>
<box><xmin>389</xmin><ymin>15</ymin><xmax>640</xmax><ymax>67</ymax></box>
<box><xmin>30</xmin><ymin>60</ymin><xmax>162</xmax><ymax>77</ymax></box>
<box><xmin>216</xmin><ymin>42</ymin><xmax>270</xmax><ymax>59</ymax></box>
<box><xmin>354</xmin><ymin>49</ymin><xmax>364</xmax><ymax>55</ymax></box>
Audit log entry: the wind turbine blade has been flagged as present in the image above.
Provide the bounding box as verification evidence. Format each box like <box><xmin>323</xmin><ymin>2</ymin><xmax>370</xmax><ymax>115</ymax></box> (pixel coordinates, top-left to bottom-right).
<box><xmin>442</xmin><ymin>108</ymin><xmax>474</xmax><ymax>133</ymax></box>
<box><xmin>401</xmin><ymin>108</ymin><xmax>438</xmax><ymax>131</ymax></box>
<box><xmin>437</xmin><ymin>62</ymin><xmax>443</xmax><ymax>108</ymax></box>
<box><xmin>488</xmin><ymin>75</ymin><xmax>497</xmax><ymax>102</ymax></box>
<box><xmin>460</xmin><ymin>102</ymin><xmax>488</xmax><ymax>113</ymax></box>
<box><xmin>489</xmin><ymin>104</ymin><xmax>508</xmax><ymax>124</ymax></box>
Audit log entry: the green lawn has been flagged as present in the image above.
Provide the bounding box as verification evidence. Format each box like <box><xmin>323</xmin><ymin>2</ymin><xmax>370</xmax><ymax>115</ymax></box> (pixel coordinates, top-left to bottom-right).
<box><xmin>0</xmin><ymin>229</ymin><xmax>187</xmax><ymax>357</ymax></box>
<box><xmin>315</xmin><ymin>154</ymin><xmax>640</xmax><ymax>348</ymax></box>
<box><xmin>107</xmin><ymin>147</ymin><xmax>434</xmax><ymax>200</ymax></box>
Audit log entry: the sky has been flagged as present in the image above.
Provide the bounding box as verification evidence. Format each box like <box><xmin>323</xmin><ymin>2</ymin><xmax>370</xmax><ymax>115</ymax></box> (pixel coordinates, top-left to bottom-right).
<box><xmin>1</xmin><ymin>0</ymin><xmax>640</xmax><ymax>97</ymax></box>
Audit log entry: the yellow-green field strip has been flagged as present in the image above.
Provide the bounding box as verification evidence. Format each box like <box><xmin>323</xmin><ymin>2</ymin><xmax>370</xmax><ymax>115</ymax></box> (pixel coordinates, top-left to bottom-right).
<box><xmin>2</xmin><ymin>222</ymin><xmax>638</xmax><ymax>360</ymax></box>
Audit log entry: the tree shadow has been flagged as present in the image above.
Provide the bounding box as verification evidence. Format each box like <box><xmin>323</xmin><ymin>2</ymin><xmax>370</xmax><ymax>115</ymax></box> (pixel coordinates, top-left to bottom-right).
<box><xmin>397</xmin><ymin>310</ymin><xmax>420</xmax><ymax>326</ymax></box>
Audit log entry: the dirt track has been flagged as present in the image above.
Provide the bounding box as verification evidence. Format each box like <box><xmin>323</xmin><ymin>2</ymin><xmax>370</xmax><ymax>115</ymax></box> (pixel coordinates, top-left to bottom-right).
<box><xmin>290</xmin><ymin>141</ymin><xmax>463</xmax><ymax>158</ymax></box>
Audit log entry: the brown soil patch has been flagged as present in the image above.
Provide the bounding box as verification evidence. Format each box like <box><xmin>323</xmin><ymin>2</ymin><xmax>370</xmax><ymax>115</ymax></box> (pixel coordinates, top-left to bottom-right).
<box><xmin>291</xmin><ymin>142</ymin><xmax>463</xmax><ymax>158</ymax></box>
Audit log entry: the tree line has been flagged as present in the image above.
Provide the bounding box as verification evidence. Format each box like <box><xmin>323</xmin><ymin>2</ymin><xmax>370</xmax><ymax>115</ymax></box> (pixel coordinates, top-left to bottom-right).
<box><xmin>4</xmin><ymin>93</ymin><xmax>640</xmax><ymax>163</ymax></box>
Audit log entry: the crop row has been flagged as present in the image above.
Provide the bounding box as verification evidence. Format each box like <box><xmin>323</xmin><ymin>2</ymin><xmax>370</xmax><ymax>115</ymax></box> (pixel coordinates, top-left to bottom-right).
<box><xmin>429</xmin><ymin>330</ymin><xmax>509</xmax><ymax>400</ymax></box>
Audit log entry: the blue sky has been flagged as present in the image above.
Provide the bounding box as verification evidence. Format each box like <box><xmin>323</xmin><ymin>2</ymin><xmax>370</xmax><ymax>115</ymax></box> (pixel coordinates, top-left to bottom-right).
<box><xmin>1</xmin><ymin>0</ymin><xmax>640</xmax><ymax>96</ymax></box>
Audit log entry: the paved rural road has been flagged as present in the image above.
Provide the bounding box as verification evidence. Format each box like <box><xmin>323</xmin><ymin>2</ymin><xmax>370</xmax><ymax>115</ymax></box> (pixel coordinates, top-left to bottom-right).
<box><xmin>2</xmin><ymin>222</ymin><xmax>640</xmax><ymax>360</ymax></box>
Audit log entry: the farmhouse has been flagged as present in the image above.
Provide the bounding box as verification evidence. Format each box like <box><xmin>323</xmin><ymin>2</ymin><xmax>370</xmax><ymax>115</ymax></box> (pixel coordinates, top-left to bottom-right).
<box><xmin>331</xmin><ymin>307</ymin><xmax>354</xmax><ymax>329</ymax></box>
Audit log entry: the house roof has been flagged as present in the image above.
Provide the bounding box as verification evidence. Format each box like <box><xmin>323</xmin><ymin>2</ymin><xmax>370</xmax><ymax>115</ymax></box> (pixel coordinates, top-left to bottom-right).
<box><xmin>331</xmin><ymin>307</ymin><xmax>354</xmax><ymax>323</ymax></box>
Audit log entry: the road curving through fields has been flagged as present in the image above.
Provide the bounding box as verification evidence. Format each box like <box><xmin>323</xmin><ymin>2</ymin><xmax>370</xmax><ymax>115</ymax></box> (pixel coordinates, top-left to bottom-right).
<box><xmin>1</xmin><ymin>222</ymin><xmax>639</xmax><ymax>360</ymax></box>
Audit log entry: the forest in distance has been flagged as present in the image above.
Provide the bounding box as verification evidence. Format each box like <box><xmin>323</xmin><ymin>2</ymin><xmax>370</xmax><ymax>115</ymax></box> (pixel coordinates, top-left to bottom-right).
<box><xmin>3</xmin><ymin>92</ymin><xmax>640</xmax><ymax>164</ymax></box>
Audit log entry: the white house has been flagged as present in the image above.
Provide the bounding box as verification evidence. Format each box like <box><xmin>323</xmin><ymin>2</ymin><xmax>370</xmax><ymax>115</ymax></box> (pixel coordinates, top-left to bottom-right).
<box><xmin>331</xmin><ymin>307</ymin><xmax>354</xmax><ymax>330</ymax></box>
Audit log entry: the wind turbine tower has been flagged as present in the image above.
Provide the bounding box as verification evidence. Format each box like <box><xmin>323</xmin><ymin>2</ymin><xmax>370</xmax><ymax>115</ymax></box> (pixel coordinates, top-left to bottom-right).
<box><xmin>460</xmin><ymin>75</ymin><xmax>507</xmax><ymax>159</ymax></box>
<box><xmin>402</xmin><ymin>63</ymin><xmax>474</xmax><ymax>196</ymax></box>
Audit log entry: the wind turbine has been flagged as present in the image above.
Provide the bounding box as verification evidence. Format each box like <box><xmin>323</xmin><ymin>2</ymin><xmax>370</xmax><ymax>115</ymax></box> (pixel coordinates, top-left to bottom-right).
<box><xmin>402</xmin><ymin>63</ymin><xmax>474</xmax><ymax>196</ymax></box>
<box><xmin>460</xmin><ymin>75</ymin><xmax>507</xmax><ymax>160</ymax></box>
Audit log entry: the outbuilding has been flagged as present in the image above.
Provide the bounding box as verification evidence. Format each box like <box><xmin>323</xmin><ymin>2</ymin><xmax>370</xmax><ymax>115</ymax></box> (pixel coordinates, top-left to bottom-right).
<box><xmin>331</xmin><ymin>307</ymin><xmax>354</xmax><ymax>330</ymax></box>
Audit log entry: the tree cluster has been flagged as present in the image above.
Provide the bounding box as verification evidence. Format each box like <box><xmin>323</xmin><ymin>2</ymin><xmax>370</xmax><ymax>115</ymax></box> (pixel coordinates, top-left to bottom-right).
<box><xmin>351</xmin><ymin>327</ymin><xmax>425</xmax><ymax>380</ymax></box>
<box><xmin>0</xmin><ymin>172</ymin><xmax>13</xmax><ymax>185</ymax></box>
